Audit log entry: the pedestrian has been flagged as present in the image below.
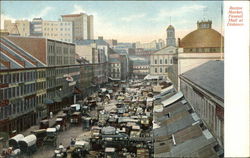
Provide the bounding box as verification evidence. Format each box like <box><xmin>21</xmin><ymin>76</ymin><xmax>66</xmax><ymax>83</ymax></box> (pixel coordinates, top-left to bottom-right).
<box><xmin>70</xmin><ymin>138</ymin><xmax>75</xmax><ymax>146</ymax></box>
<box><xmin>50</xmin><ymin>111</ymin><xmax>53</xmax><ymax>119</ymax></box>
<box><xmin>64</xmin><ymin>122</ymin><xmax>67</xmax><ymax>130</ymax></box>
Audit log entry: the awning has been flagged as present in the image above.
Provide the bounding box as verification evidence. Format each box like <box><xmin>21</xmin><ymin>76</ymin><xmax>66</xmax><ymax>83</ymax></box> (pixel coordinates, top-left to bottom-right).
<box><xmin>44</xmin><ymin>98</ymin><xmax>54</xmax><ymax>104</ymax></box>
<box><xmin>160</xmin><ymin>85</ymin><xmax>174</xmax><ymax>94</ymax></box>
<box><xmin>144</xmin><ymin>74</ymin><xmax>160</xmax><ymax>80</ymax></box>
<box><xmin>153</xmin><ymin>104</ymin><xmax>163</xmax><ymax>113</ymax></box>
<box><xmin>161</xmin><ymin>91</ymin><xmax>183</xmax><ymax>107</ymax></box>
<box><xmin>108</xmin><ymin>77</ymin><xmax>120</xmax><ymax>81</ymax></box>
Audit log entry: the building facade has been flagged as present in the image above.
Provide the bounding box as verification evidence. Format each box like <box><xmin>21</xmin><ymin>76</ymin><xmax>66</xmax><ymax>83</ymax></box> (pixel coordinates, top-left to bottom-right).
<box><xmin>166</xmin><ymin>25</ymin><xmax>176</xmax><ymax>47</ymax></box>
<box><xmin>109</xmin><ymin>58</ymin><xmax>121</xmax><ymax>80</ymax></box>
<box><xmin>0</xmin><ymin>35</ymin><xmax>79</xmax><ymax>136</ymax></box>
<box><xmin>0</xmin><ymin>65</ymin><xmax>80</xmax><ymax>135</ymax></box>
<box><xmin>135</xmin><ymin>39</ymin><xmax>165</xmax><ymax>50</ymax></box>
<box><xmin>4</xmin><ymin>20</ymin><xmax>30</xmax><ymax>36</ymax></box>
<box><xmin>169</xmin><ymin>20</ymin><xmax>224</xmax><ymax>90</ymax></box>
<box><xmin>179</xmin><ymin>60</ymin><xmax>224</xmax><ymax>147</ymax></box>
<box><xmin>4</xmin><ymin>36</ymin><xmax>75</xmax><ymax>66</ymax></box>
<box><xmin>30</xmin><ymin>18</ymin><xmax>73</xmax><ymax>43</ymax></box>
<box><xmin>149</xmin><ymin>25</ymin><xmax>177</xmax><ymax>79</ymax></box>
<box><xmin>61</xmin><ymin>13</ymin><xmax>94</xmax><ymax>41</ymax></box>
<box><xmin>132</xmin><ymin>60</ymin><xmax>149</xmax><ymax>79</ymax></box>
<box><xmin>75</xmin><ymin>39</ymin><xmax>109</xmax><ymax>86</ymax></box>
<box><xmin>149</xmin><ymin>46</ymin><xmax>176</xmax><ymax>78</ymax></box>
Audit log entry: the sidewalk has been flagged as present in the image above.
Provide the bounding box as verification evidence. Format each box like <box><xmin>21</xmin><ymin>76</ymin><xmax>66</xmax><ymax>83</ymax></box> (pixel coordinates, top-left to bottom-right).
<box><xmin>22</xmin><ymin>111</ymin><xmax>64</xmax><ymax>136</ymax></box>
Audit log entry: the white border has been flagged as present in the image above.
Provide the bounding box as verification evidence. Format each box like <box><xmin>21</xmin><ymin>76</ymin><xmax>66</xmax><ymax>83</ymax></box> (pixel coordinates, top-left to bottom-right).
<box><xmin>224</xmin><ymin>1</ymin><xmax>250</xmax><ymax>157</ymax></box>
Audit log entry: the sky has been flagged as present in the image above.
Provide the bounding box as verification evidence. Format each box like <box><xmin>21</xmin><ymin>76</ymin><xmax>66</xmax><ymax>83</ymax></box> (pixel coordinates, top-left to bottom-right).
<box><xmin>1</xmin><ymin>1</ymin><xmax>223</xmax><ymax>43</ymax></box>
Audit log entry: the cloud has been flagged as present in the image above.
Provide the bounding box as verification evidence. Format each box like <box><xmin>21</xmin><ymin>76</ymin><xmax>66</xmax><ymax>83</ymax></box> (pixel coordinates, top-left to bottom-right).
<box><xmin>71</xmin><ymin>4</ymin><xmax>85</xmax><ymax>14</ymax></box>
<box><xmin>36</xmin><ymin>7</ymin><xmax>53</xmax><ymax>18</ymax></box>
<box><xmin>0</xmin><ymin>6</ymin><xmax>54</xmax><ymax>29</ymax></box>
<box><xmin>27</xmin><ymin>6</ymin><xmax>54</xmax><ymax>20</ymax></box>
<box><xmin>121</xmin><ymin>13</ymin><xmax>146</xmax><ymax>22</ymax></box>
<box><xmin>0</xmin><ymin>14</ymin><xmax>16</xmax><ymax>29</ymax></box>
<box><xmin>93</xmin><ymin>12</ymin><xmax>121</xmax><ymax>39</ymax></box>
<box><xmin>151</xmin><ymin>4</ymin><xmax>207</xmax><ymax>22</ymax></box>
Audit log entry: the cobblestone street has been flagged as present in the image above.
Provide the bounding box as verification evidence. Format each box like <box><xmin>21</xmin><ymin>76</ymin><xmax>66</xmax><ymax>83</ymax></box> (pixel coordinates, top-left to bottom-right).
<box><xmin>32</xmin><ymin>126</ymin><xmax>90</xmax><ymax>158</ymax></box>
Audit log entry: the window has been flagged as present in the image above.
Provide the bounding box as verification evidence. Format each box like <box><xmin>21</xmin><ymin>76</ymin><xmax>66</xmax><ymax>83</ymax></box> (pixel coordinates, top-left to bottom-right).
<box><xmin>160</xmin><ymin>59</ymin><xmax>162</xmax><ymax>64</ymax></box>
<box><xmin>165</xmin><ymin>68</ymin><xmax>168</xmax><ymax>73</ymax></box>
<box><xmin>0</xmin><ymin>75</ymin><xmax>3</xmax><ymax>83</ymax></box>
<box><xmin>170</xmin><ymin>58</ymin><xmax>173</xmax><ymax>64</ymax></box>
<box><xmin>160</xmin><ymin>68</ymin><xmax>162</xmax><ymax>73</ymax></box>
<box><xmin>165</xmin><ymin>59</ymin><xmax>168</xmax><ymax>64</ymax></box>
<box><xmin>155</xmin><ymin>59</ymin><xmax>157</xmax><ymax>64</ymax></box>
<box><xmin>155</xmin><ymin>68</ymin><xmax>157</xmax><ymax>73</ymax></box>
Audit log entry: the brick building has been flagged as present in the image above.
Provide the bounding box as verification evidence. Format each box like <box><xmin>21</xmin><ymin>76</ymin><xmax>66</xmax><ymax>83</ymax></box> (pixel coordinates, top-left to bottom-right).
<box><xmin>0</xmin><ymin>36</ymin><xmax>79</xmax><ymax>135</ymax></box>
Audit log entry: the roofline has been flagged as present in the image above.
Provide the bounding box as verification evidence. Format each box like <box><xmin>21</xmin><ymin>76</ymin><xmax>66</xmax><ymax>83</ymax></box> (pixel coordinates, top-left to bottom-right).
<box><xmin>6</xmin><ymin>35</ymin><xmax>75</xmax><ymax>46</ymax></box>
<box><xmin>179</xmin><ymin>74</ymin><xmax>224</xmax><ymax>104</ymax></box>
<box><xmin>0</xmin><ymin>63</ymin><xmax>107</xmax><ymax>72</ymax></box>
<box><xmin>152</xmin><ymin>46</ymin><xmax>177</xmax><ymax>54</ymax></box>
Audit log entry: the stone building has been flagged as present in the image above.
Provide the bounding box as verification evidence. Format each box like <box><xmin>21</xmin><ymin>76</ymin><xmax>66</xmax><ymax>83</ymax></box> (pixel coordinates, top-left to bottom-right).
<box><xmin>4</xmin><ymin>20</ymin><xmax>30</xmax><ymax>37</ymax></box>
<box><xmin>109</xmin><ymin>58</ymin><xmax>121</xmax><ymax>80</ymax></box>
<box><xmin>149</xmin><ymin>25</ymin><xmax>177</xmax><ymax>79</ymax></box>
<box><xmin>179</xmin><ymin>60</ymin><xmax>224</xmax><ymax>147</ymax></box>
<box><xmin>30</xmin><ymin>18</ymin><xmax>73</xmax><ymax>43</ymax></box>
<box><xmin>168</xmin><ymin>20</ymin><xmax>224</xmax><ymax>90</ymax></box>
<box><xmin>61</xmin><ymin>13</ymin><xmax>94</xmax><ymax>41</ymax></box>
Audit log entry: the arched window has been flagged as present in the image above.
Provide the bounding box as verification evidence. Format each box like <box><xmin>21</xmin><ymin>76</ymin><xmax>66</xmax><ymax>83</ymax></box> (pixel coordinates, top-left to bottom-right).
<box><xmin>155</xmin><ymin>68</ymin><xmax>157</xmax><ymax>73</ymax></box>
<box><xmin>155</xmin><ymin>59</ymin><xmax>157</xmax><ymax>64</ymax></box>
<box><xmin>165</xmin><ymin>59</ymin><xmax>168</xmax><ymax>64</ymax></box>
<box><xmin>160</xmin><ymin>59</ymin><xmax>162</xmax><ymax>64</ymax></box>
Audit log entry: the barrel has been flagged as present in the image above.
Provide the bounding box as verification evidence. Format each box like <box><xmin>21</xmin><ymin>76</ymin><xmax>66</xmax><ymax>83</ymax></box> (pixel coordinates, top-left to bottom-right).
<box><xmin>18</xmin><ymin>134</ymin><xmax>37</xmax><ymax>153</ymax></box>
<box><xmin>9</xmin><ymin>134</ymin><xmax>24</xmax><ymax>149</ymax></box>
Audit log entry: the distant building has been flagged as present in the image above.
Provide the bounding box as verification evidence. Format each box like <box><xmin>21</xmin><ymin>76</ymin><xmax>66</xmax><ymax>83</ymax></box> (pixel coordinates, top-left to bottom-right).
<box><xmin>109</xmin><ymin>57</ymin><xmax>121</xmax><ymax>80</ymax></box>
<box><xmin>30</xmin><ymin>18</ymin><xmax>73</xmax><ymax>43</ymax></box>
<box><xmin>149</xmin><ymin>25</ymin><xmax>177</xmax><ymax>79</ymax></box>
<box><xmin>180</xmin><ymin>60</ymin><xmax>224</xmax><ymax>147</ymax></box>
<box><xmin>109</xmin><ymin>52</ymin><xmax>129</xmax><ymax>81</ymax></box>
<box><xmin>135</xmin><ymin>39</ymin><xmax>165</xmax><ymax>50</ymax></box>
<box><xmin>157</xmin><ymin>39</ymin><xmax>166</xmax><ymax>49</ymax></box>
<box><xmin>134</xmin><ymin>48</ymin><xmax>155</xmax><ymax>59</ymax></box>
<box><xmin>75</xmin><ymin>37</ymin><xmax>109</xmax><ymax>62</ymax></box>
<box><xmin>76</xmin><ymin>44</ymin><xmax>105</xmax><ymax>64</ymax></box>
<box><xmin>75</xmin><ymin>37</ymin><xmax>109</xmax><ymax>85</ymax></box>
<box><xmin>4</xmin><ymin>20</ymin><xmax>30</xmax><ymax>36</ymax></box>
<box><xmin>169</xmin><ymin>20</ymin><xmax>224</xmax><ymax>90</ymax></box>
<box><xmin>132</xmin><ymin>59</ymin><xmax>149</xmax><ymax>79</ymax></box>
<box><xmin>105</xmin><ymin>39</ymin><xmax>118</xmax><ymax>48</ymax></box>
<box><xmin>61</xmin><ymin>13</ymin><xmax>94</xmax><ymax>41</ymax></box>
